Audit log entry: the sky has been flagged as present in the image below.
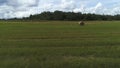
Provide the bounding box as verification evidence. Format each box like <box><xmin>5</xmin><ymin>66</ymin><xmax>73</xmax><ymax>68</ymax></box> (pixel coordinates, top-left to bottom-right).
<box><xmin>0</xmin><ymin>0</ymin><xmax>120</xmax><ymax>19</ymax></box>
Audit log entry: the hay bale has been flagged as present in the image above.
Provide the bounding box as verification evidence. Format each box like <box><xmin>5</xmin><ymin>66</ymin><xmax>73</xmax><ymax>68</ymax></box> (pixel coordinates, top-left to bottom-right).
<box><xmin>79</xmin><ymin>21</ymin><xmax>85</xmax><ymax>26</ymax></box>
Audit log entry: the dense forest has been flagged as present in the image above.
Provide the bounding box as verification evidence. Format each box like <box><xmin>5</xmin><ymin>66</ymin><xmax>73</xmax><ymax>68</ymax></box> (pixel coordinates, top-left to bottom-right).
<box><xmin>6</xmin><ymin>11</ymin><xmax>120</xmax><ymax>21</ymax></box>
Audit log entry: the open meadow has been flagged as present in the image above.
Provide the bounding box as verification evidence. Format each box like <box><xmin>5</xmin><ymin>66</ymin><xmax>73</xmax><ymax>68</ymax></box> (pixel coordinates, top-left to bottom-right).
<box><xmin>0</xmin><ymin>21</ymin><xmax>120</xmax><ymax>68</ymax></box>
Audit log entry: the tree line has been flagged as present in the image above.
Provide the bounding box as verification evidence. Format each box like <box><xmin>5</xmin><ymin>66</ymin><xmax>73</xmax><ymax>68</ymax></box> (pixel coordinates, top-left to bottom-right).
<box><xmin>4</xmin><ymin>10</ymin><xmax>120</xmax><ymax>21</ymax></box>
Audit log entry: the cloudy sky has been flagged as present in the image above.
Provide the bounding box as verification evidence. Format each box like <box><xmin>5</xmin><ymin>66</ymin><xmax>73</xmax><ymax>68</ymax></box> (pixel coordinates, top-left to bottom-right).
<box><xmin>0</xmin><ymin>0</ymin><xmax>120</xmax><ymax>19</ymax></box>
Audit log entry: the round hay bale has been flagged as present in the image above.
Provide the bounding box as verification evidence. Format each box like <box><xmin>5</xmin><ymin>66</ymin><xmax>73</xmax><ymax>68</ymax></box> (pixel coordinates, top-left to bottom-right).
<box><xmin>79</xmin><ymin>21</ymin><xmax>85</xmax><ymax>26</ymax></box>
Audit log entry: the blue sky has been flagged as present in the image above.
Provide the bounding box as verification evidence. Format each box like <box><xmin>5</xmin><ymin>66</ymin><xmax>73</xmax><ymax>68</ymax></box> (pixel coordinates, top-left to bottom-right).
<box><xmin>0</xmin><ymin>0</ymin><xmax>120</xmax><ymax>19</ymax></box>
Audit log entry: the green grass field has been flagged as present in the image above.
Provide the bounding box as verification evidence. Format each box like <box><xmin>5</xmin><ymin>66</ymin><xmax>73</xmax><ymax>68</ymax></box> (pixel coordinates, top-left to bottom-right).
<box><xmin>0</xmin><ymin>21</ymin><xmax>120</xmax><ymax>68</ymax></box>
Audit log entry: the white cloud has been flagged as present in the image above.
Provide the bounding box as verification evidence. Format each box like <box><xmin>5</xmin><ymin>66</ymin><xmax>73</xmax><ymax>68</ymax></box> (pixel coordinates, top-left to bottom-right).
<box><xmin>0</xmin><ymin>4</ymin><xmax>14</xmax><ymax>19</ymax></box>
<box><xmin>59</xmin><ymin>0</ymin><xmax>75</xmax><ymax>11</ymax></box>
<box><xmin>7</xmin><ymin>0</ymin><xmax>39</xmax><ymax>7</ymax></box>
<box><xmin>94</xmin><ymin>2</ymin><xmax>103</xmax><ymax>11</ymax></box>
<box><xmin>112</xmin><ymin>7</ymin><xmax>120</xmax><ymax>14</ymax></box>
<box><xmin>73</xmin><ymin>2</ymin><xmax>103</xmax><ymax>14</ymax></box>
<box><xmin>74</xmin><ymin>2</ymin><xmax>120</xmax><ymax>15</ymax></box>
<box><xmin>87</xmin><ymin>2</ymin><xmax>104</xmax><ymax>14</ymax></box>
<box><xmin>0</xmin><ymin>0</ymin><xmax>120</xmax><ymax>19</ymax></box>
<box><xmin>40</xmin><ymin>3</ymin><xmax>53</xmax><ymax>11</ymax></box>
